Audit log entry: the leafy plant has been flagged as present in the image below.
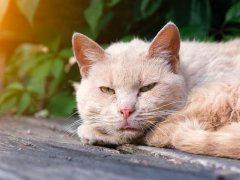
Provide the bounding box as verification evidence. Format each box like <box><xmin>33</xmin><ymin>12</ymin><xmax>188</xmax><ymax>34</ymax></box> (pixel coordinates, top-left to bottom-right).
<box><xmin>0</xmin><ymin>36</ymin><xmax>76</xmax><ymax>116</ymax></box>
<box><xmin>225</xmin><ymin>1</ymin><xmax>240</xmax><ymax>23</ymax></box>
<box><xmin>83</xmin><ymin>0</ymin><xmax>120</xmax><ymax>39</ymax></box>
<box><xmin>1</xmin><ymin>0</ymin><xmax>240</xmax><ymax>117</ymax></box>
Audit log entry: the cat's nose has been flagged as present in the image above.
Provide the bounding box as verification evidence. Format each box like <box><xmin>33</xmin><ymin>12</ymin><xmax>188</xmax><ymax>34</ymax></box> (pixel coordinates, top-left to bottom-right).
<box><xmin>119</xmin><ymin>107</ymin><xmax>135</xmax><ymax>120</ymax></box>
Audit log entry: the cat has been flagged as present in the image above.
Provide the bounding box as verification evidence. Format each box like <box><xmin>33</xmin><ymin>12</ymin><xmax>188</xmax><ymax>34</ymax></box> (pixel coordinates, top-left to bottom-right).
<box><xmin>72</xmin><ymin>22</ymin><xmax>240</xmax><ymax>159</ymax></box>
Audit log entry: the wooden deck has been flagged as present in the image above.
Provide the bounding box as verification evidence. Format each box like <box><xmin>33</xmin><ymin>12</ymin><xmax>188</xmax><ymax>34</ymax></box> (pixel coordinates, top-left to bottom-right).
<box><xmin>0</xmin><ymin>116</ymin><xmax>239</xmax><ymax>180</ymax></box>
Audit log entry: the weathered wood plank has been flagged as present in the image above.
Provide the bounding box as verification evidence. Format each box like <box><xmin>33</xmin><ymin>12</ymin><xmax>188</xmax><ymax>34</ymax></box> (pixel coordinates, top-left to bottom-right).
<box><xmin>0</xmin><ymin>116</ymin><xmax>239</xmax><ymax>180</ymax></box>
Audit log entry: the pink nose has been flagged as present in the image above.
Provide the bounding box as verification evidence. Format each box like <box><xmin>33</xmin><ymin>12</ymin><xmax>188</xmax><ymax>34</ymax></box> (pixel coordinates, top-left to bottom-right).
<box><xmin>119</xmin><ymin>107</ymin><xmax>135</xmax><ymax>120</ymax></box>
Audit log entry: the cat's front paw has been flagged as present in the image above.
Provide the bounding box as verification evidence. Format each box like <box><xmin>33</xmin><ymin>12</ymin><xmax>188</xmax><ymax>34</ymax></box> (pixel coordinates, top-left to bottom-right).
<box><xmin>77</xmin><ymin>125</ymin><xmax>110</xmax><ymax>145</ymax></box>
<box><xmin>143</xmin><ymin>127</ymin><xmax>170</xmax><ymax>147</ymax></box>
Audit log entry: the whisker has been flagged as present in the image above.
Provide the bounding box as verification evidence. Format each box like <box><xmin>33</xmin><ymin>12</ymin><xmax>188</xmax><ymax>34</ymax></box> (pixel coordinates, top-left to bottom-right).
<box><xmin>141</xmin><ymin>100</ymin><xmax>185</xmax><ymax>112</ymax></box>
<box><xmin>63</xmin><ymin>119</ymin><xmax>83</xmax><ymax>134</ymax></box>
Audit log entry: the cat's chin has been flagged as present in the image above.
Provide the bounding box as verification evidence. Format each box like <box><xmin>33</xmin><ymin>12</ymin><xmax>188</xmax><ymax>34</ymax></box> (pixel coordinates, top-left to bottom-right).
<box><xmin>120</xmin><ymin>128</ymin><xmax>138</xmax><ymax>133</ymax></box>
<box><xmin>120</xmin><ymin>125</ymin><xmax>138</xmax><ymax>131</ymax></box>
<box><xmin>117</xmin><ymin>127</ymin><xmax>142</xmax><ymax>139</ymax></box>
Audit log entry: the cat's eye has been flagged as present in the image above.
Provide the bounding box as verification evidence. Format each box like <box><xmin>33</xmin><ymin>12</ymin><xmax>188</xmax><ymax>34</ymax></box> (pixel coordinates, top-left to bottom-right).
<box><xmin>100</xmin><ymin>86</ymin><xmax>115</xmax><ymax>95</ymax></box>
<box><xmin>139</xmin><ymin>83</ymin><xmax>157</xmax><ymax>93</ymax></box>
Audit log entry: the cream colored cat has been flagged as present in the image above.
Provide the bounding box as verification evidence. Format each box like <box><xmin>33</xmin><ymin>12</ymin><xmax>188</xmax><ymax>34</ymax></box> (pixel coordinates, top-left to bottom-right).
<box><xmin>72</xmin><ymin>22</ymin><xmax>240</xmax><ymax>159</ymax></box>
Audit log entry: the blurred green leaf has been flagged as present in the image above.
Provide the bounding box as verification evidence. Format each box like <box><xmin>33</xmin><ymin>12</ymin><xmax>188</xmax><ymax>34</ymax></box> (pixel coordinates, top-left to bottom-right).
<box><xmin>30</xmin><ymin>60</ymin><xmax>52</xmax><ymax>83</ymax></box>
<box><xmin>0</xmin><ymin>97</ymin><xmax>17</xmax><ymax>114</ymax></box>
<box><xmin>225</xmin><ymin>1</ymin><xmax>240</xmax><ymax>23</ymax></box>
<box><xmin>18</xmin><ymin>92</ymin><xmax>31</xmax><ymax>114</ymax></box>
<box><xmin>180</xmin><ymin>25</ymin><xmax>209</xmax><ymax>40</ymax></box>
<box><xmin>140</xmin><ymin>0</ymin><xmax>162</xmax><ymax>19</ymax></box>
<box><xmin>98</xmin><ymin>11</ymin><xmax>113</xmax><ymax>33</ymax></box>
<box><xmin>120</xmin><ymin>35</ymin><xmax>135</xmax><ymax>42</ymax></box>
<box><xmin>48</xmin><ymin>59</ymin><xmax>64</xmax><ymax>95</ymax></box>
<box><xmin>189</xmin><ymin>0</ymin><xmax>211</xmax><ymax>26</ymax></box>
<box><xmin>47</xmin><ymin>91</ymin><xmax>76</xmax><ymax>117</ymax></box>
<box><xmin>51</xmin><ymin>59</ymin><xmax>64</xmax><ymax>79</ymax></box>
<box><xmin>108</xmin><ymin>0</ymin><xmax>120</xmax><ymax>7</ymax></box>
<box><xmin>223</xmin><ymin>28</ymin><xmax>240</xmax><ymax>41</ymax></box>
<box><xmin>59</xmin><ymin>48</ymin><xmax>73</xmax><ymax>59</ymax></box>
<box><xmin>48</xmin><ymin>80</ymin><xmax>59</xmax><ymax>96</ymax></box>
<box><xmin>20</xmin><ymin>54</ymin><xmax>52</xmax><ymax>76</ymax></box>
<box><xmin>15</xmin><ymin>0</ymin><xmax>40</xmax><ymax>25</ymax></box>
<box><xmin>0</xmin><ymin>0</ymin><xmax>9</xmax><ymax>24</ymax></box>
<box><xmin>0</xmin><ymin>91</ymin><xmax>16</xmax><ymax>104</ymax></box>
<box><xmin>39</xmin><ymin>29</ymin><xmax>61</xmax><ymax>52</ymax></box>
<box><xmin>27</xmin><ymin>83</ymin><xmax>44</xmax><ymax>95</ymax></box>
<box><xmin>84</xmin><ymin>0</ymin><xmax>103</xmax><ymax>38</ymax></box>
<box><xmin>6</xmin><ymin>82</ymin><xmax>24</xmax><ymax>91</ymax></box>
<box><xmin>167</xmin><ymin>0</ymin><xmax>211</xmax><ymax>40</ymax></box>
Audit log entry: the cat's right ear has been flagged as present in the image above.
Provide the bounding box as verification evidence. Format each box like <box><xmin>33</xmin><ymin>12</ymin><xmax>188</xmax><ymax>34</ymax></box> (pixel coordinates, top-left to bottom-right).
<box><xmin>72</xmin><ymin>33</ymin><xmax>105</xmax><ymax>77</ymax></box>
<box><xmin>148</xmin><ymin>22</ymin><xmax>180</xmax><ymax>73</ymax></box>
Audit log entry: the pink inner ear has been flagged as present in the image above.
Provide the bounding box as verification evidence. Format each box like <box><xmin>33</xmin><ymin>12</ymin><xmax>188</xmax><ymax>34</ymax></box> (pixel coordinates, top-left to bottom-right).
<box><xmin>148</xmin><ymin>23</ymin><xmax>180</xmax><ymax>73</ymax></box>
<box><xmin>72</xmin><ymin>33</ymin><xmax>105</xmax><ymax>77</ymax></box>
<box><xmin>149</xmin><ymin>23</ymin><xmax>180</xmax><ymax>58</ymax></box>
<box><xmin>80</xmin><ymin>66</ymin><xmax>90</xmax><ymax>77</ymax></box>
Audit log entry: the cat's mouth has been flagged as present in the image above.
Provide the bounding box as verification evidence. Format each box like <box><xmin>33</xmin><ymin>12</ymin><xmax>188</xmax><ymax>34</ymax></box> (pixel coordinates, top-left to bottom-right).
<box><xmin>119</xmin><ymin>125</ymin><xmax>139</xmax><ymax>132</ymax></box>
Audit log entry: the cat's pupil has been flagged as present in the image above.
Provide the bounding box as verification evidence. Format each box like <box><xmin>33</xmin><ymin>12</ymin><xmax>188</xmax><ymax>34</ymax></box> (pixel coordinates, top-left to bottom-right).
<box><xmin>139</xmin><ymin>83</ymin><xmax>157</xmax><ymax>93</ymax></box>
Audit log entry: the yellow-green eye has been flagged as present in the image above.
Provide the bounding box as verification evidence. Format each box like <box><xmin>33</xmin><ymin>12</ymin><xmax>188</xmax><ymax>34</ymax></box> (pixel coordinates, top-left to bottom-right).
<box><xmin>100</xmin><ymin>86</ymin><xmax>115</xmax><ymax>95</ymax></box>
<box><xmin>139</xmin><ymin>83</ymin><xmax>157</xmax><ymax>93</ymax></box>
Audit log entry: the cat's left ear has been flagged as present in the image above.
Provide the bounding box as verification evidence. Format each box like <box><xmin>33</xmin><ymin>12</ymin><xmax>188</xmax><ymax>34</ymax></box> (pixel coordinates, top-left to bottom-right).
<box><xmin>148</xmin><ymin>22</ymin><xmax>180</xmax><ymax>73</ymax></box>
<box><xmin>72</xmin><ymin>33</ymin><xmax>105</xmax><ymax>77</ymax></box>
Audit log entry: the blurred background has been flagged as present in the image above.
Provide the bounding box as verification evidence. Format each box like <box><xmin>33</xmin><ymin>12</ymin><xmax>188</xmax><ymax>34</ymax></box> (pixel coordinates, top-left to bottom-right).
<box><xmin>0</xmin><ymin>0</ymin><xmax>239</xmax><ymax>117</ymax></box>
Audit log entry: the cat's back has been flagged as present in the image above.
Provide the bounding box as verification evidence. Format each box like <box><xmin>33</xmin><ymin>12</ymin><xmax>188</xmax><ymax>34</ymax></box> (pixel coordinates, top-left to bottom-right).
<box><xmin>180</xmin><ymin>39</ymin><xmax>240</xmax><ymax>89</ymax></box>
<box><xmin>181</xmin><ymin>39</ymin><xmax>240</xmax><ymax>60</ymax></box>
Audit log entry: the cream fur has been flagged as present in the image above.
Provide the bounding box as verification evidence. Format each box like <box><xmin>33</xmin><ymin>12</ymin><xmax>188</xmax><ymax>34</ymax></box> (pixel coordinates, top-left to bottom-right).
<box><xmin>73</xmin><ymin>22</ymin><xmax>240</xmax><ymax>159</ymax></box>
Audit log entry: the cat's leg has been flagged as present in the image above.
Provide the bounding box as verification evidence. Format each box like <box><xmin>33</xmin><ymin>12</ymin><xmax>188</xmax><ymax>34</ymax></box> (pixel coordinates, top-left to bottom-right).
<box><xmin>171</xmin><ymin>120</ymin><xmax>240</xmax><ymax>159</ymax></box>
<box><xmin>144</xmin><ymin>111</ymin><xmax>240</xmax><ymax>159</ymax></box>
<box><xmin>144</xmin><ymin>118</ymin><xmax>176</xmax><ymax>147</ymax></box>
<box><xmin>78</xmin><ymin>124</ymin><xmax>121</xmax><ymax>145</ymax></box>
<box><xmin>145</xmin><ymin>81</ymin><xmax>240</xmax><ymax>159</ymax></box>
<box><xmin>144</xmin><ymin>112</ymin><xmax>192</xmax><ymax>148</ymax></box>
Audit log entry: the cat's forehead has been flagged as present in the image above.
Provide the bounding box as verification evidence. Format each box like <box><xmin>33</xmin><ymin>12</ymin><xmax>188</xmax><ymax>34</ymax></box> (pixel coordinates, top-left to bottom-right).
<box><xmin>91</xmin><ymin>56</ymin><xmax>144</xmax><ymax>87</ymax></box>
<box><xmin>105</xmin><ymin>39</ymin><xmax>149</xmax><ymax>56</ymax></box>
<box><xmin>88</xmin><ymin>39</ymin><xmax>167</xmax><ymax>87</ymax></box>
<box><xmin>105</xmin><ymin>39</ymin><xmax>150</xmax><ymax>73</ymax></box>
<box><xmin>90</xmin><ymin>56</ymin><xmax>165</xmax><ymax>89</ymax></box>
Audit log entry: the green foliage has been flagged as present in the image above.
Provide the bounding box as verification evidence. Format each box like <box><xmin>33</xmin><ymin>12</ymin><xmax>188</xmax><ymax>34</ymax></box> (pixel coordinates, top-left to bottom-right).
<box><xmin>0</xmin><ymin>36</ymin><xmax>75</xmax><ymax>116</ymax></box>
<box><xmin>47</xmin><ymin>91</ymin><xmax>76</xmax><ymax>117</ymax></box>
<box><xmin>82</xmin><ymin>0</ymin><xmax>240</xmax><ymax>42</ymax></box>
<box><xmin>173</xmin><ymin>0</ymin><xmax>212</xmax><ymax>40</ymax></box>
<box><xmin>84</xmin><ymin>0</ymin><xmax>103</xmax><ymax>38</ymax></box>
<box><xmin>226</xmin><ymin>1</ymin><xmax>240</xmax><ymax>23</ymax></box>
<box><xmin>139</xmin><ymin>0</ymin><xmax>162</xmax><ymax>20</ymax></box>
<box><xmin>83</xmin><ymin>0</ymin><xmax>120</xmax><ymax>39</ymax></box>
<box><xmin>1</xmin><ymin>0</ymin><xmax>240</xmax><ymax>117</ymax></box>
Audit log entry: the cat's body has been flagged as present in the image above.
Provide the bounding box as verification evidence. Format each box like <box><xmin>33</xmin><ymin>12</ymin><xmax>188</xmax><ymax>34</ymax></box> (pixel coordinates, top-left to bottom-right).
<box><xmin>180</xmin><ymin>40</ymin><xmax>240</xmax><ymax>90</ymax></box>
<box><xmin>73</xmin><ymin>22</ymin><xmax>240</xmax><ymax>159</ymax></box>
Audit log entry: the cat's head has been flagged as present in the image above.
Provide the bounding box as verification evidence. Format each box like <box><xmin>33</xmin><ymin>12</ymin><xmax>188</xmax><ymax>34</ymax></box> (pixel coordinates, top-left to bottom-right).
<box><xmin>72</xmin><ymin>22</ymin><xmax>186</xmax><ymax>141</ymax></box>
